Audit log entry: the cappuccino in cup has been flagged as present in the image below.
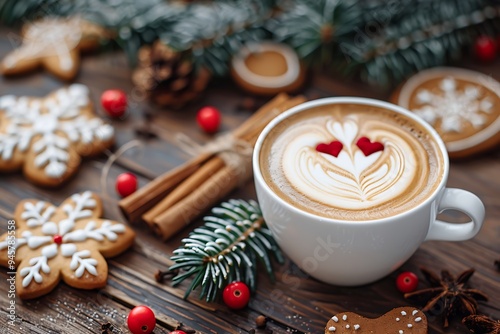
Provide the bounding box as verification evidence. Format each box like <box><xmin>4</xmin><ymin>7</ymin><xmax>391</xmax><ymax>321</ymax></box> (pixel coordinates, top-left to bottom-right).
<box><xmin>254</xmin><ymin>97</ymin><xmax>484</xmax><ymax>285</ymax></box>
<box><xmin>260</xmin><ymin>103</ymin><xmax>445</xmax><ymax>221</ymax></box>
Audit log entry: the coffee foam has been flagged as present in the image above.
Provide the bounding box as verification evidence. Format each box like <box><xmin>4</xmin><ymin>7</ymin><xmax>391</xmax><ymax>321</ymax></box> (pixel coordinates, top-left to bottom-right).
<box><xmin>260</xmin><ymin>104</ymin><xmax>444</xmax><ymax>220</ymax></box>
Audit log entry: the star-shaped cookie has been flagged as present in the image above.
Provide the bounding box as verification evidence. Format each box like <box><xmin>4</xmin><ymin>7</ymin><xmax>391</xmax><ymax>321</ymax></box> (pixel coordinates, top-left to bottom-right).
<box><xmin>1</xmin><ymin>16</ymin><xmax>109</xmax><ymax>80</ymax></box>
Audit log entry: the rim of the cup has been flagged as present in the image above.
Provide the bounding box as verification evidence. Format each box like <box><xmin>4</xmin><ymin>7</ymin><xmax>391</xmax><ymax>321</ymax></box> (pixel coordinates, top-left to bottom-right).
<box><xmin>253</xmin><ymin>96</ymin><xmax>450</xmax><ymax>225</ymax></box>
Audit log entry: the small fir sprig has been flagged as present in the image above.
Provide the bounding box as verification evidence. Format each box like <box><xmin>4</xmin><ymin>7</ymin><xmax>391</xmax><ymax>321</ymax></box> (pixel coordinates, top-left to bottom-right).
<box><xmin>168</xmin><ymin>199</ymin><xmax>284</xmax><ymax>303</ymax></box>
<box><xmin>269</xmin><ymin>0</ymin><xmax>365</xmax><ymax>65</ymax></box>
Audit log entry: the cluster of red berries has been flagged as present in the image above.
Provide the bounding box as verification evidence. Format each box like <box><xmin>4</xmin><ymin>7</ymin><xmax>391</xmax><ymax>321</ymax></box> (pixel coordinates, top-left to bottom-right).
<box><xmin>101</xmin><ymin>88</ymin><xmax>222</xmax><ymax>198</ymax></box>
<box><xmin>101</xmin><ymin>88</ymin><xmax>222</xmax><ymax>134</ymax></box>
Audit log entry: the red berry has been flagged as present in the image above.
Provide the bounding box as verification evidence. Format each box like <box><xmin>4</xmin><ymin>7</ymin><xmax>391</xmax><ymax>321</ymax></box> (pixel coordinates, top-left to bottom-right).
<box><xmin>396</xmin><ymin>271</ymin><xmax>419</xmax><ymax>293</ymax></box>
<box><xmin>196</xmin><ymin>106</ymin><xmax>221</xmax><ymax>133</ymax></box>
<box><xmin>475</xmin><ymin>36</ymin><xmax>497</xmax><ymax>63</ymax></box>
<box><xmin>127</xmin><ymin>305</ymin><xmax>156</xmax><ymax>334</ymax></box>
<box><xmin>170</xmin><ymin>331</ymin><xmax>187</xmax><ymax>334</ymax></box>
<box><xmin>101</xmin><ymin>89</ymin><xmax>127</xmax><ymax>117</ymax></box>
<box><xmin>53</xmin><ymin>235</ymin><xmax>63</xmax><ymax>245</ymax></box>
<box><xmin>116</xmin><ymin>172</ymin><xmax>138</xmax><ymax>197</ymax></box>
<box><xmin>223</xmin><ymin>281</ymin><xmax>250</xmax><ymax>309</ymax></box>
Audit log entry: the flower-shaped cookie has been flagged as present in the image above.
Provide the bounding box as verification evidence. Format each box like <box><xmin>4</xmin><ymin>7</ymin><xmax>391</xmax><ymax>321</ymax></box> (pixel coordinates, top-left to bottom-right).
<box><xmin>0</xmin><ymin>192</ymin><xmax>135</xmax><ymax>299</ymax></box>
<box><xmin>0</xmin><ymin>84</ymin><xmax>114</xmax><ymax>187</ymax></box>
<box><xmin>0</xmin><ymin>17</ymin><xmax>110</xmax><ymax>80</ymax></box>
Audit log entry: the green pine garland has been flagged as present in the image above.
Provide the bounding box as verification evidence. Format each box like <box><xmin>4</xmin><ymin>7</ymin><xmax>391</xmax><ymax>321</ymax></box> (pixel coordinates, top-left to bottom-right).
<box><xmin>1</xmin><ymin>0</ymin><xmax>499</xmax><ymax>86</ymax></box>
<box><xmin>0</xmin><ymin>0</ymin><xmax>276</xmax><ymax>71</ymax></box>
<box><xmin>271</xmin><ymin>0</ymin><xmax>500</xmax><ymax>86</ymax></box>
<box><xmin>168</xmin><ymin>199</ymin><xmax>284</xmax><ymax>302</ymax></box>
<box><xmin>339</xmin><ymin>0</ymin><xmax>500</xmax><ymax>86</ymax></box>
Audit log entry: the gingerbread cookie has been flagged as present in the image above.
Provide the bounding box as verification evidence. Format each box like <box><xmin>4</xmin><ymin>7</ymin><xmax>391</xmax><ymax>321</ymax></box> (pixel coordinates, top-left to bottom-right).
<box><xmin>1</xmin><ymin>17</ymin><xmax>109</xmax><ymax>80</ymax></box>
<box><xmin>230</xmin><ymin>41</ymin><xmax>306</xmax><ymax>96</ymax></box>
<box><xmin>325</xmin><ymin>307</ymin><xmax>427</xmax><ymax>334</ymax></box>
<box><xmin>0</xmin><ymin>84</ymin><xmax>114</xmax><ymax>187</ymax></box>
<box><xmin>0</xmin><ymin>192</ymin><xmax>135</xmax><ymax>299</ymax></box>
<box><xmin>391</xmin><ymin>67</ymin><xmax>500</xmax><ymax>158</ymax></box>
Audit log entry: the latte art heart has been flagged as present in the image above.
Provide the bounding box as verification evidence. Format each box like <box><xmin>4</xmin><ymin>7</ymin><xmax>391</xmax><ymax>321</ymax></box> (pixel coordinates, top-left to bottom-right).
<box><xmin>283</xmin><ymin>119</ymin><xmax>417</xmax><ymax>209</ymax></box>
<box><xmin>259</xmin><ymin>103</ymin><xmax>444</xmax><ymax>220</ymax></box>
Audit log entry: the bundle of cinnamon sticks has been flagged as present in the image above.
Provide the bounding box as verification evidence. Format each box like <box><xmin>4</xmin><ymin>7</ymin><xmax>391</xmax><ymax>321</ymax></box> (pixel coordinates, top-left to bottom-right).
<box><xmin>119</xmin><ymin>93</ymin><xmax>306</xmax><ymax>240</ymax></box>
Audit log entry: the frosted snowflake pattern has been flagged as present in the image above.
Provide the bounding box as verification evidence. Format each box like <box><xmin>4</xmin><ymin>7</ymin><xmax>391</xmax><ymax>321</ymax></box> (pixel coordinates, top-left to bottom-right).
<box><xmin>0</xmin><ymin>192</ymin><xmax>128</xmax><ymax>288</ymax></box>
<box><xmin>0</xmin><ymin>84</ymin><xmax>113</xmax><ymax>179</ymax></box>
<box><xmin>412</xmin><ymin>77</ymin><xmax>493</xmax><ymax>133</ymax></box>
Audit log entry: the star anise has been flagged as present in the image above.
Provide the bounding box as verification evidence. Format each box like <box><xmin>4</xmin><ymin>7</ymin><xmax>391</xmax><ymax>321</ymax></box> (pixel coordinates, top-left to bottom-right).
<box><xmin>463</xmin><ymin>315</ymin><xmax>500</xmax><ymax>334</ymax></box>
<box><xmin>404</xmin><ymin>267</ymin><xmax>488</xmax><ymax>327</ymax></box>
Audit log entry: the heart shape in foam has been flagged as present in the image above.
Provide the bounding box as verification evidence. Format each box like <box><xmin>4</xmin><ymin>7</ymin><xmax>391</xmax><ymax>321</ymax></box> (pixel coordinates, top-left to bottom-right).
<box><xmin>356</xmin><ymin>137</ymin><xmax>384</xmax><ymax>156</ymax></box>
<box><xmin>324</xmin><ymin>307</ymin><xmax>427</xmax><ymax>334</ymax></box>
<box><xmin>316</xmin><ymin>140</ymin><xmax>343</xmax><ymax>157</ymax></box>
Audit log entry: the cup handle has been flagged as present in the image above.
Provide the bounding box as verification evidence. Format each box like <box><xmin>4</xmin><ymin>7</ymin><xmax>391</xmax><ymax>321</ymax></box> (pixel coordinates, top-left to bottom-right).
<box><xmin>425</xmin><ymin>188</ymin><xmax>485</xmax><ymax>241</ymax></box>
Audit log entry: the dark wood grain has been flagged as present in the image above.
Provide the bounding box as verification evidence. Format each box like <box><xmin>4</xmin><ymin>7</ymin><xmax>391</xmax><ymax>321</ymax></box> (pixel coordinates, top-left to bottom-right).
<box><xmin>0</xmin><ymin>26</ymin><xmax>499</xmax><ymax>334</ymax></box>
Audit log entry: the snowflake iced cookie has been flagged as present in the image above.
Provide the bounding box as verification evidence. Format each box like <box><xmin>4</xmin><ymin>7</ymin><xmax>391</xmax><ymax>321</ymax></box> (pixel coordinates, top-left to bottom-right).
<box><xmin>0</xmin><ymin>192</ymin><xmax>135</xmax><ymax>299</ymax></box>
<box><xmin>324</xmin><ymin>307</ymin><xmax>427</xmax><ymax>334</ymax></box>
<box><xmin>392</xmin><ymin>67</ymin><xmax>500</xmax><ymax>158</ymax></box>
<box><xmin>0</xmin><ymin>84</ymin><xmax>114</xmax><ymax>187</ymax></box>
<box><xmin>0</xmin><ymin>17</ymin><xmax>109</xmax><ymax>80</ymax></box>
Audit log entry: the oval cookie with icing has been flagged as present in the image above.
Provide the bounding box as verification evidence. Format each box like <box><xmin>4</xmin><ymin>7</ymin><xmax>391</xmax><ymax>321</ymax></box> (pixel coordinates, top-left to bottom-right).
<box><xmin>391</xmin><ymin>67</ymin><xmax>500</xmax><ymax>158</ymax></box>
<box><xmin>325</xmin><ymin>307</ymin><xmax>427</xmax><ymax>334</ymax></box>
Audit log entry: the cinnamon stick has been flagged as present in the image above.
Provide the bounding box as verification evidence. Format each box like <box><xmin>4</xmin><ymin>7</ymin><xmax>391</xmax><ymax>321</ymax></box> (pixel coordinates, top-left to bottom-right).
<box><xmin>142</xmin><ymin>156</ymin><xmax>224</xmax><ymax>226</ymax></box>
<box><xmin>150</xmin><ymin>94</ymin><xmax>307</xmax><ymax>240</ymax></box>
<box><xmin>119</xmin><ymin>94</ymin><xmax>291</xmax><ymax>222</ymax></box>
<box><xmin>152</xmin><ymin>165</ymin><xmax>239</xmax><ymax>240</ymax></box>
<box><xmin>118</xmin><ymin>152</ymin><xmax>212</xmax><ymax>222</ymax></box>
<box><xmin>141</xmin><ymin>96</ymin><xmax>307</xmax><ymax>226</ymax></box>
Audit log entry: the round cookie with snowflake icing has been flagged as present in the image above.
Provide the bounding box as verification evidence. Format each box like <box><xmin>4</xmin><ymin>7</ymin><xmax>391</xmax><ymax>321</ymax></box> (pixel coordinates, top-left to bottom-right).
<box><xmin>391</xmin><ymin>67</ymin><xmax>500</xmax><ymax>158</ymax></box>
<box><xmin>0</xmin><ymin>84</ymin><xmax>114</xmax><ymax>187</ymax></box>
<box><xmin>0</xmin><ymin>191</ymin><xmax>135</xmax><ymax>299</ymax></box>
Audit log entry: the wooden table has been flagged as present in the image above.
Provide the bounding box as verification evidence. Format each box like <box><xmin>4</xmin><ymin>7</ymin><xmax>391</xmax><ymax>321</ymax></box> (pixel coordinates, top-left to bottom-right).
<box><xmin>0</xmin><ymin>26</ymin><xmax>499</xmax><ymax>334</ymax></box>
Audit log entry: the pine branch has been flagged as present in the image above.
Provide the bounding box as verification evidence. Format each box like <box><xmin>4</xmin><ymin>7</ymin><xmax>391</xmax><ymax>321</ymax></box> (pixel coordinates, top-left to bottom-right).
<box><xmin>2</xmin><ymin>0</ymin><xmax>499</xmax><ymax>86</ymax></box>
<box><xmin>0</xmin><ymin>0</ymin><xmax>275</xmax><ymax>72</ymax></box>
<box><xmin>163</xmin><ymin>0</ymin><xmax>275</xmax><ymax>75</ymax></box>
<box><xmin>269</xmin><ymin>0</ymin><xmax>366</xmax><ymax>65</ymax></box>
<box><xmin>338</xmin><ymin>0</ymin><xmax>500</xmax><ymax>86</ymax></box>
<box><xmin>168</xmin><ymin>199</ymin><xmax>284</xmax><ymax>303</ymax></box>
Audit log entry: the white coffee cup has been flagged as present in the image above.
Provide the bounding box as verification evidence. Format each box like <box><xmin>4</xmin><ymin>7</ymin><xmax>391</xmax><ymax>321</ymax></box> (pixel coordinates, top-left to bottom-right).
<box><xmin>253</xmin><ymin>97</ymin><xmax>485</xmax><ymax>286</ymax></box>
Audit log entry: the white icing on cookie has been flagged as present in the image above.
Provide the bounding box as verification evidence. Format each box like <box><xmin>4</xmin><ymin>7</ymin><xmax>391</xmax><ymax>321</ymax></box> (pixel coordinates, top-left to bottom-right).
<box><xmin>3</xmin><ymin>18</ymin><xmax>83</xmax><ymax>71</ymax></box>
<box><xmin>6</xmin><ymin>192</ymin><xmax>127</xmax><ymax>287</ymax></box>
<box><xmin>0</xmin><ymin>84</ymin><xmax>114</xmax><ymax>178</ymax></box>
<box><xmin>21</xmin><ymin>201</ymin><xmax>56</xmax><ymax>227</ymax></box>
<box><xmin>398</xmin><ymin>67</ymin><xmax>500</xmax><ymax>152</ymax></box>
<box><xmin>70</xmin><ymin>250</ymin><xmax>98</xmax><ymax>277</ymax></box>
<box><xmin>328</xmin><ymin>309</ymin><xmax>425</xmax><ymax>334</ymax></box>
